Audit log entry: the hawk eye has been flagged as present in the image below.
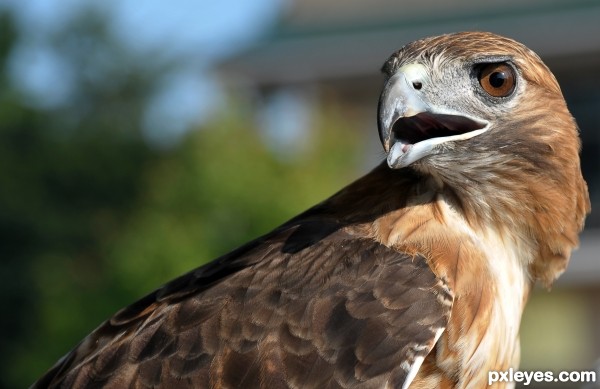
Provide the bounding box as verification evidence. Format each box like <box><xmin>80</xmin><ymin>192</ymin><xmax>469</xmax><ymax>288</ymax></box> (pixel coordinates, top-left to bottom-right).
<box><xmin>477</xmin><ymin>63</ymin><xmax>516</xmax><ymax>98</ymax></box>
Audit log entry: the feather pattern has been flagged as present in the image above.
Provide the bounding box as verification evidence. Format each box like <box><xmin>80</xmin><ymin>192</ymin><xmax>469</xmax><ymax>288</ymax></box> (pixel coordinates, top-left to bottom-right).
<box><xmin>33</xmin><ymin>31</ymin><xmax>590</xmax><ymax>389</ymax></box>
<box><xmin>33</xmin><ymin>202</ymin><xmax>453</xmax><ymax>388</ymax></box>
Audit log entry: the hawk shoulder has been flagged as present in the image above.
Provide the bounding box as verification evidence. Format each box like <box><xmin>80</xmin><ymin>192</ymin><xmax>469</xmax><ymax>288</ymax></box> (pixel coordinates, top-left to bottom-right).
<box><xmin>35</xmin><ymin>218</ymin><xmax>453</xmax><ymax>388</ymax></box>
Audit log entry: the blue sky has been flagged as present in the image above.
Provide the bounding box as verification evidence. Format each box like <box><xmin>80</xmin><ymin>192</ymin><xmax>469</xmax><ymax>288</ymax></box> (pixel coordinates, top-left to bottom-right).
<box><xmin>1</xmin><ymin>0</ymin><xmax>287</xmax><ymax>144</ymax></box>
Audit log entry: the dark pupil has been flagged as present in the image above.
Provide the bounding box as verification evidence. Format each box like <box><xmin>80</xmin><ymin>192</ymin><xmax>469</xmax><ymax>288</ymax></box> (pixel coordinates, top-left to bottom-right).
<box><xmin>489</xmin><ymin>71</ymin><xmax>506</xmax><ymax>88</ymax></box>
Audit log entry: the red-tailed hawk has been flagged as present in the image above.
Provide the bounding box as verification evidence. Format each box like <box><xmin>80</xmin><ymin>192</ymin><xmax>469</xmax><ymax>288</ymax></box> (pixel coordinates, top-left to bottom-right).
<box><xmin>34</xmin><ymin>32</ymin><xmax>589</xmax><ymax>388</ymax></box>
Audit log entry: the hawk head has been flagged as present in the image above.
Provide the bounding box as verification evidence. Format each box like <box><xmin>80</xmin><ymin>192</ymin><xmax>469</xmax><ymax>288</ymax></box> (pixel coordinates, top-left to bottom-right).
<box><xmin>379</xmin><ymin>31</ymin><xmax>561</xmax><ymax>170</ymax></box>
<box><xmin>377</xmin><ymin>31</ymin><xmax>590</xmax><ymax>285</ymax></box>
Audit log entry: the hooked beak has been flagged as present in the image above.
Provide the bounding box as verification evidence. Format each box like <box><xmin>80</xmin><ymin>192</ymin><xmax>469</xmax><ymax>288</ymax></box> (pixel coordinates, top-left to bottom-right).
<box><xmin>378</xmin><ymin>68</ymin><xmax>489</xmax><ymax>169</ymax></box>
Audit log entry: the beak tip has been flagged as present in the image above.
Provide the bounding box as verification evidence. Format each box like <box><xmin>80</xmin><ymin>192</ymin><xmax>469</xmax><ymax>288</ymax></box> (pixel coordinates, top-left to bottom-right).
<box><xmin>377</xmin><ymin>113</ymin><xmax>393</xmax><ymax>154</ymax></box>
<box><xmin>378</xmin><ymin>125</ymin><xmax>391</xmax><ymax>153</ymax></box>
<box><xmin>383</xmin><ymin>139</ymin><xmax>391</xmax><ymax>153</ymax></box>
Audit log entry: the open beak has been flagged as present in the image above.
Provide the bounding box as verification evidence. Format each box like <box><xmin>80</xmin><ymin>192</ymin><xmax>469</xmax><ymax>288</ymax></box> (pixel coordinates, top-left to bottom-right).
<box><xmin>378</xmin><ymin>70</ymin><xmax>488</xmax><ymax>169</ymax></box>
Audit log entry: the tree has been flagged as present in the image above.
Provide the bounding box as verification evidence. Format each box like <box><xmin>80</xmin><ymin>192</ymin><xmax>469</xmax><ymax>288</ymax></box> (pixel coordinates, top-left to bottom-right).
<box><xmin>0</xmin><ymin>9</ymin><xmax>156</xmax><ymax>387</ymax></box>
<box><xmin>0</xmin><ymin>8</ymin><xmax>365</xmax><ymax>387</ymax></box>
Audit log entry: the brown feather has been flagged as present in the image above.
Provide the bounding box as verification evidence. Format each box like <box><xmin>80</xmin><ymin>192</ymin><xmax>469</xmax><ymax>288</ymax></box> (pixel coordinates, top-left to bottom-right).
<box><xmin>33</xmin><ymin>32</ymin><xmax>589</xmax><ymax>389</ymax></box>
<box><xmin>34</xmin><ymin>214</ymin><xmax>453</xmax><ymax>388</ymax></box>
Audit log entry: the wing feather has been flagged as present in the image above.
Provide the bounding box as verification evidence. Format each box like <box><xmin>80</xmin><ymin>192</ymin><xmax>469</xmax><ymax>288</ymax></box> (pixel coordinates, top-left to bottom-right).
<box><xmin>33</xmin><ymin>218</ymin><xmax>453</xmax><ymax>389</ymax></box>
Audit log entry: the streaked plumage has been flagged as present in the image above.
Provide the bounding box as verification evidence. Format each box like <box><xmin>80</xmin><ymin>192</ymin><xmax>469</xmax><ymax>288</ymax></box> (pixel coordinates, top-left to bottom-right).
<box><xmin>33</xmin><ymin>31</ymin><xmax>590</xmax><ymax>389</ymax></box>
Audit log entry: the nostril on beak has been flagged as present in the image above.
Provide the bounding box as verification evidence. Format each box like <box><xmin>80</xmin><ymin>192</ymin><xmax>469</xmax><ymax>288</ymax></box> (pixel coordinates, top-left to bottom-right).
<box><xmin>412</xmin><ymin>81</ymin><xmax>422</xmax><ymax>90</ymax></box>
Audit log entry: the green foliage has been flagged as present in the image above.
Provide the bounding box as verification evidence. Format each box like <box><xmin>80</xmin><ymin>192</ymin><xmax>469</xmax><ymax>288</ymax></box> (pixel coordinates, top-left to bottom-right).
<box><xmin>15</xmin><ymin>104</ymin><xmax>363</xmax><ymax>387</ymax></box>
<box><xmin>0</xmin><ymin>8</ymin><xmax>154</xmax><ymax>387</ymax></box>
<box><xmin>105</xmin><ymin>102</ymin><xmax>363</xmax><ymax>296</ymax></box>
<box><xmin>0</xmin><ymin>8</ymin><xmax>366</xmax><ymax>387</ymax></box>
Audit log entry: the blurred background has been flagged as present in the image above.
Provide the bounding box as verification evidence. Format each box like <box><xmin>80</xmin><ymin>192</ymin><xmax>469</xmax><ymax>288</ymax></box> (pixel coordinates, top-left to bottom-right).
<box><xmin>0</xmin><ymin>0</ymin><xmax>598</xmax><ymax>388</ymax></box>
